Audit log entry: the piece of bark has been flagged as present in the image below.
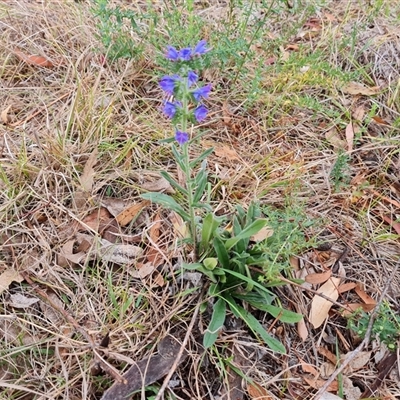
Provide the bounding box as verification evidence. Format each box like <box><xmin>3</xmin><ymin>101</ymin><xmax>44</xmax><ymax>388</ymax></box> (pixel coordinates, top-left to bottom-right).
<box><xmin>101</xmin><ymin>335</ymin><xmax>187</xmax><ymax>400</ymax></box>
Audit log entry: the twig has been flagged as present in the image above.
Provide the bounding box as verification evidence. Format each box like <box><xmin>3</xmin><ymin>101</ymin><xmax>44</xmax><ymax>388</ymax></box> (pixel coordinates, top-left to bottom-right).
<box><xmin>153</xmin><ymin>300</ymin><xmax>201</xmax><ymax>400</ymax></box>
<box><xmin>313</xmin><ymin>259</ymin><xmax>400</xmax><ymax>399</ymax></box>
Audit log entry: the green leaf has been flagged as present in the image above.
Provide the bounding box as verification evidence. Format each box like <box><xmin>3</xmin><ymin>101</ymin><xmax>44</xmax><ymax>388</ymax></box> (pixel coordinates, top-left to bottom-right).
<box><xmin>213</xmin><ymin>236</ymin><xmax>230</xmax><ymax>269</ymax></box>
<box><xmin>140</xmin><ymin>192</ymin><xmax>190</xmax><ymax>221</ymax></box>
<box><xmin>171</xmin><ymin>144</ymin><xmax>187</xmax><ymax>172</ymax></box>
<box><xmin>203</xmin><ymin>298</ymin><xmax>226</xmax><ymax>348</ymax></box>
<box><xmin>225</xmin><ymin>219</ymin><xmax>269</xmax><ymax>250</ymax></box>
<box><xmin>193</xmin><ymin>169</ymin><xmax>208</xmax><ymax>203</ymax></box>
<box><xmin>190</xmin><ymin>147</ymin><xmax>214</xmax><ymax>168</ymax></box>
<box><xmin>159</xmin><ymin>171</ymin><xmax>188</xmax><ymax>195</ymax></box>
<box><xmin>222</xmin><ymin>269</ymin><xmax>274</xmax><ymax>298</ymax></box>
<box><xmin>234</xmin><ymin>294</ymin><xmax>302</xmax><ymax>323</ymax></box>
<box><xmin>203</xmin><ymin>257</ymin><xmax>218</xmax><ymax>270</ymax></box>
<box><xmin>200</xmin><ymin>213</ymin><xmax>221</xmax><ymax>254</ymax></box>
<box><xmin>224</xmin><ymin>294</ymin><xmax>286</xmax><ymax>354</ymax></box>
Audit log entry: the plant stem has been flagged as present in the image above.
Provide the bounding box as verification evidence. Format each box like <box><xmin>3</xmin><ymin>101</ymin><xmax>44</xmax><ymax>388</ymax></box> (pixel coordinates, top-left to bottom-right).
<box><xmin>181</xmin><ymin>77</ymin><xmax>198</xmax><ymax>259</ymax></box>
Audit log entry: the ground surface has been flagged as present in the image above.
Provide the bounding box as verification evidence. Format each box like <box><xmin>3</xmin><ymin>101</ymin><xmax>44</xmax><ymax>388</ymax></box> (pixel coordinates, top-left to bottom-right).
<box><xmin>1</xmin><ymin>0</ymin><xmax>400</xmax><ymax>399</ymax></box>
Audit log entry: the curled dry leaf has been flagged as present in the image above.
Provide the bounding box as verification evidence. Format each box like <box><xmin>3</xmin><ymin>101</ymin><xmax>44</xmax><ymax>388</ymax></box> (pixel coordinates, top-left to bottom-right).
<box><xmin>13</xmin><ymin>48</ymin><xmax>57</xmax><ymax>68</ymax></box>
<box><xmin>0</xmin><ymin>268</ymin><xmax>24</xmax><ymax>295</ymax></box>
<box><xmin>309</xmin><ymin>276</ymin><xmax>341</xmax><ymax>328</ymax></box>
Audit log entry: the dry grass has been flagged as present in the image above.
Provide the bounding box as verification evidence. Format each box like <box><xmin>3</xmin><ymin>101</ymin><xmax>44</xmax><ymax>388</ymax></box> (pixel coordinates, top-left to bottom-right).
<box><xmin>1</xmin><ymin>0</ymin><xmax>400</xmax><ymax>399</ymax></box>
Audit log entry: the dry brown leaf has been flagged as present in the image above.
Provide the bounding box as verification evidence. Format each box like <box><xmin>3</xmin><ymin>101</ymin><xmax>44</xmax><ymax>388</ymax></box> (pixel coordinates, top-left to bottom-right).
<box><xmin>372</xmin><ymin>115</ymin><xmax>390</xmax><ymax>125</ymax></box>
<box><xmin>141</xmin><ymin>177</ymin><xmax>175</xmax><ymax>194</ymax></box>
<box><xmin>59</xmin><ymin>239</ymin><xmax>87</xmax><ymax>265</ymax></box>
<box><xmin>81</xmin><ymin>207</ymin><xmax>112</xmax><ymax>232</ymax></box>
<box><xmin>341</xmin><ymin>303</ymin><xmax>376</xmax><ymax>317</ymax></box>
<box><xmin>214</xmin><ymin>145</ymin><xmax>240</xmax><ymax>161</ymax></box>
<box><xmin>250</xmin><ymin>226</ymin><xmax>274</xmax><ymax>242</ymax></box>
<box><xmin>297</xmin><ymin>316</ymin><xmax>309</xmax><ymax>342</ymax></box>
<box><xmin>98</xmin><ymin>196</ymin><xmax>128</xmax><ymax>217</ymax></box>
<box><xmin>309</xmin><ymin>276</ymin><xmax>341</xmax><ymax>328</ymax></box>
<box><xmin>299</xmin><ymin>358</ymin><xmax>319</xmax><ymax>376</ymax></box>
<box><xmin>130</xmin><ymin>262</ymin><xmax>155</xmax><ymax>278</ymax></box>
<box><xmin>325</xmin><ymin>128</ymin><xmax>346</xmax><ymax>149</ymax></box>
<box><xmin>341</xmin><ymin>351</ymin><xmax>371</xmax><ymax>373</ymax></box>
<box><xmin>338</xmin><ymin>282</ymin><xmax>357</xmax><ymax>293</ymax></box>
<box><xmin>0</xmin><ymin>269</ymin><xmax>24</xmax><ymax>295</ymax></box>
<box><xmin>341</xmin><ymin>82</ymin><xmax>380</xmax><ymax>96</ymax></box>
<box><xmin>318</xmin><ymin>346</ymin><xmax>338</xmax><ymax>365</ymax></box>
<box><xmin>345</xmin><ymin>122</ymin><xmax>354</xmax><ymax>153</ymax></box>
<box><xmin>305</xmin><ymin>270</ymin><xmax>332</xmax><ymax>284</ymax></box>
<box><xmin>352</xmin><ymin>105</ymin><xmax>365</xmax><ymax>121</ymax></box>
<box><xmin>116</xmin><ymin>201</ymin><xmax>149</xmax><ymax>227</ymax></box>
<box><xmin>80</xmin><ymin>150</ymin><xmax>98</xmax><ymax>192</ymax></box>
<box><xmin>303</xmin><ymin>375</ymin><xmax>338</xmax><ymax>391</ymax></box>
<box><xmin>354</xmin><ymin>284</ymin><xmax>376</xmax><ymax>305</ymax></box>
<box><xmin>153</xmin><ymin>272</ymin><xmax>165</xmax><ymax>287</ymax></box>
<box><xmin>170</xmin><ymin>211</ymin><xmax>187</xmax><ymax>238</ymax></box>
<box><xmin>13</xmin><ymin>49</ymin><xmax>56</xmax><ymax>68</ymax></box>
<box><xmin>381</xmin><ymin>214</ymin><xmax>400</xmax><ymax>235</ymax></box>
<box><xmin>1</xmin><ymin>105</ymin><xmax>12</xmax><ymax>124</ymax></box>
<box><xmin>247</xmin><ymin>382</ymin><xmax>273</xmax><ymax>399</ymax></box>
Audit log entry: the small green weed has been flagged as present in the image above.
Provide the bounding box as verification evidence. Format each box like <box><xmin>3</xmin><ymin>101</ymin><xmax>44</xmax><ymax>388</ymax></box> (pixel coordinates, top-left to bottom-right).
<box><xmin>330</xmin><ymin>149</ymin><xmax>351</xmax><ymax>191</ymax></box>
<box><xmin>91</xmin><ymin>0</ymin><xmax>145</xmax><ymax>61</ymax></box>
<box><xmin>347</xmin><ymin>301</ymin><xmax>400</xmax><ymax>351</ymax></box>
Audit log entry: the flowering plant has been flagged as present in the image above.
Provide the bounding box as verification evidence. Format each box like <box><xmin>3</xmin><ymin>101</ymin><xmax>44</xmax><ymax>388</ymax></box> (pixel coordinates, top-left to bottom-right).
<box><xmin>141</xmin><ymin>41</ymin><xmax>301</xmax><ymax>352</ymax></box>
<box><xmin>142</xmin><ymin>40</ymin><xmax>214</xmax><ymax>255</ymax></box>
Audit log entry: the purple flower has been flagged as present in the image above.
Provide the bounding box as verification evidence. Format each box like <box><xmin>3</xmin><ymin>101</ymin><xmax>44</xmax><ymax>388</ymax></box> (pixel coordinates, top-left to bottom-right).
<box><xmin>159</xmin><ymin>75</ymin><xmax>179</xmax><ymax>95</ymax></box>
<box><xmin>192</xmin><ymin>40</ymin><xmax>209</xmax><ymax>56</ymax></box>
<box><xmin>163</xmin><ymin>101</ymin><xmax>181</xmax><ymax>118</ymax></box>
<box><xmin>175</xmin><ymin>130</ymin><xmax>189</xmax><ymax>145</ymax></box>
<box><xmin>165</xmin><ymin>45</ymin><xmax>179</xmax><ymax>61</ymax></box>
<box><xmin>192</xmin><ymin>84</ymin><xmax>212</xmax><ymax>102</ymax></box>
<box><xmin>187</xmin><ymin>71</ymin><xmax>198</xmax><ymax>87</ymax></box>
<box><xmin>194</xmin><ymin>104</ymin><xmax>208</xmax><ymax>122</ymax></box>
<box><xmin>178</xmin><ymin>47</ymin><xmax>192</xmax><ymax>61</ymax></box>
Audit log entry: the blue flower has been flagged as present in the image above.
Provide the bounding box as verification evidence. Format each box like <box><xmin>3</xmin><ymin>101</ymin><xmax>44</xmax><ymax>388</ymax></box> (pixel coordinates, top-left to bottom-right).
<box><xmin>192</xmin><ymin>40</ymin><xmax>209</xmax><ymax>56</ymax></box>
<box><xmin>162</xmin><ymin>101</ymin><xmax>181</xmax><ymax>118</ymax></box>
<box><xmin>178</xmin><ymin>47</ymin><xmax>192</xmax><ymax>61</ymax></box>
<box><xmin>175</xmin><ymin>130</ymin><xmax>189</xmax><ymax>145</ymax></box>
<box><xmin>192</xmin><ymin>84</ymin><xmax>211</xmax><ymax>102</ymax></box>
<box><xmin>187</xmin><ymin>71</ymin><xmax>198</xmax><ymax>87</ymax></box>
<box><xmin>194</xmin><ymin>104</ymin><xmax>208</xmax><ymax>122</ymax></box>
<box><xmin>165</xmin><ymin>45</ymin><xmax>179</xmax><ymax>61</ymax></box>
<box><xmin>159</xmin><ymin>75</ymin><xmax>179</xmax><ymax>95</ymax></box>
